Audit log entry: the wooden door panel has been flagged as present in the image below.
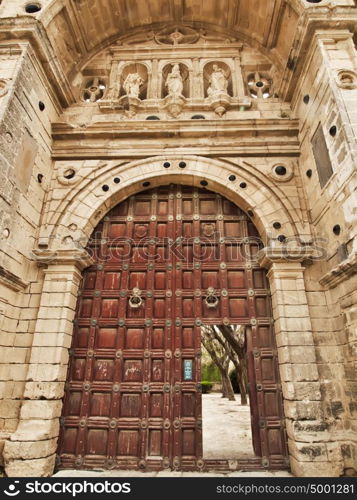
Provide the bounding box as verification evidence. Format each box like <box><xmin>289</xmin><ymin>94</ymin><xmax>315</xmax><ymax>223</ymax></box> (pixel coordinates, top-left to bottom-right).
<box><xmin>58</xmin><ymin>184</ymin><xmax>287</xmax><ymax>471</ymax></box>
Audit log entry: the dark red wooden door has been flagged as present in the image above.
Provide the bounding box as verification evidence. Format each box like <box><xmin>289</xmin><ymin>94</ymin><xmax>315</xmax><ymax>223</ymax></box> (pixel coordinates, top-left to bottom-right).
<box><xmin>58</xmin><ymin>185</ymin><xmax>287</xmax><ymax>471</ymax></box>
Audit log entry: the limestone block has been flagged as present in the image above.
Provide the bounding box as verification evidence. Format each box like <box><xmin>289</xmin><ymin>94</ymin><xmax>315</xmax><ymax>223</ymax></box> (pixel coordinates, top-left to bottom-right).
<box><xmin>281</xmin><ymin>305</ymin><xmax>310</xmax><ymax>318</ymax></box>
<box><xmin>20</xmin><ymin>400</ymin><xmax>63</xmax><ymax>420</ymax></box>
<box><xmin>0</xmin><ymin>363</ymin><xmax>29</xmax><ymax>381</ymax></box>
<box><xmin>320</xmin><ymin>380</ymin><xmax>345</xmax><ymax>400</ymax></box>
<box><xmin>279</xmin><ymin>363</ymin><xmax>319</xmax><ymax>382</ymax></box>
<box><xmin>315</xmin><ymin>346</ymin><xmax>344</xmax><ymax>363</ymax></box>
<box><xmin>284</xmin><ymin>401</ymin><xmax>323</xmax><ymax>421</ymax></box>
<box><xmin>286</xmin><ymin>419</ymin><xmax>332</xmax><ymax>443</ymax></box>
<box><xmin>14</xmin><ymin>334</ymin><xmax>34</xmax><ymax>348</ymax></box>
<box><xmin>40</xmin><ymin>292</ymin><xmax>77</xmax><ymax>310</ymax></box>
<box><xmin>0</xmin><ymin>347</ymin><xmax>28</xmax><ymax>364</ymax></box>
<box><xmin>283</xmin><ymin>382</ymin><xmax>321</xmax><ymax>401</ymax></box>
<box><xmin>269</xmin><ymin>276</ymin><xmax>305</xmax><ymax>293</ymax></box>
<box><xmin>32</xmin><ymin>332</ymin><xmax>72</xmax><ymax>348</ymax></box>
<box><xmin>326</xmin><ymin>442</ymin><xmax>343</xmax><ymax>463</ymax></box>
<box><xmin>35</xmin><ymin>318</ymin><xmax>74</xmax><ymax>335</ymax></box>
<box><xmin>10</xmin><ymin>418</ymin><xmax>59</xmax><ymax>441</ymax></box>
<box><xmin>2</xmin><ymin>419</ymin><xmax>19</xmax><ymax>433</ymax></box>
<box><xmin>272</xmin><ymin>290</ymin><xmax>309</xmax><ymax>306</ymax></box>
<box><xmin>42</xmin><ymin>278</ymin><xmax>80</xmax><ymax>295</ymax></box>
<box><xmin>5</xmin><ymin>438</ymin><xmax>58</xmax><ymax>460</ymax></box>
<box><xmin>24</xmin><ymin>382</ymin><xmax>65</xmax><ymax>400</ymax></box>
<box><xmin>5</xmin><ymin>454</ymin><xmax>56</xmax><ymax>478</ymax></box>
<box><xmin>275</xmin><ymin>331</ymin><xmax>314</xmax><ymax>347</ymax></box>
<box><xmin>29</xmin><ymin>346</ymin><xmax>69</xmax><ymax>365</ymax></box>
<box><xmin>0</xmin><ymin>332</ymin><xmax>16</xmax><ymax>346</ymax></box>
<box><xmin>30</xmin><ymin>282</ymin><xmax>44</xmax><ymax>294</ymax></box>
<box><xmin>310</xmin><ymin>318</ymin><xmax>334</xmax><ymax>333</ymax></box>
<box><xmin>26</xmin><ymin>363</ymin><xmax>68</xmax><ymax>382</ymax></box>
<box><xmin>275</xmin><ymin>317</ymin><xmax>312</xmax><ymax>333</ymax></box>
<box><xmin>0</xmin><ymin>400</ymin><xmax>21</xmax><ymax>419</ymax></box>
<box><xmin>288</xmin><ymin>439</ymin><xmax>328</xmax><ymax>462</ymax></box>
<box><xmin>307</xmin><ymin>292</ymin><xmax>328</xmax><ymax>306</ymax></box>
<box><xmin>308</xmin><ymin>305</ymin><xmax>330</xmax><ymax>319</ymax></box>
<box><xmin>0</xmin><ymin>381</ymin><xmax>26</xmax><ymax>399</ymax></box>
<box><xmin>278</xmin><ymin>346</ymin><xmax>316</xmax><ymax>364</ymax></box>
<box><xmin>19</xmin><ymin>307</ymin><xmax>39</xmax><ymax>320</ymax></box>
<box><xmin>37</xmin><ymin>307</ymin><xmax>76</xmax><ymax>322</ymax></box>
<box><xmin>290</xmin><ymin>456</ymin><xmax>343</xmax><ymax>478</ymax></box>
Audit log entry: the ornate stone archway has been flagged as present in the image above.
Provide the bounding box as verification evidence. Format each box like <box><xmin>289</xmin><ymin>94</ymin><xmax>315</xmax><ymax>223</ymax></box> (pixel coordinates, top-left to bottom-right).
<box><xmin>4</xmin><ymin>156</ymin><xmax>326</xmax><ymax>477</ymax></box>
<box><xmin>39</xmin><ymin>155</ymin><xmax>308</xmax><ymax>251</ymax></box>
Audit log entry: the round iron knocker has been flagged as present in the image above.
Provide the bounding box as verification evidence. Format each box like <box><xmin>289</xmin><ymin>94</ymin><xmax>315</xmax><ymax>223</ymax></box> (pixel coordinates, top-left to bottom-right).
<box><xmin>205</xmin><ymin>287</ymin><xmax>219</xmax><ymax>309</ymax></box>
<box><xmin>129</xmin><ymin>287</ymin><xmax>143</xmax><ymax>309</ymax></box>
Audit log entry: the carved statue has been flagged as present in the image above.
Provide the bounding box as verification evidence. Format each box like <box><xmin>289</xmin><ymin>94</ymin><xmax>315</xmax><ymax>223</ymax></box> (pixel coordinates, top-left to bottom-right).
<box><xmin>165</xmin><ymin>64</ymin><xmax>183</xmax><ymax>96</ymax></box>
<box><xmin>123</xmin><ymin>73</ymin><xmax>144</xmax><ymax>98</ymax></box>
<box><xmin>207</xmin><ymin>64</ymin><xmax>228</xmax><ymax>96</ymax></box>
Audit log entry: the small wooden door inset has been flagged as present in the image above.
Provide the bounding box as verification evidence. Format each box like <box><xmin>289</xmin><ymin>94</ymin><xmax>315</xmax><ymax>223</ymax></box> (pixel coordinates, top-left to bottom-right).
<box><xmin>58</xmin><ymin>185</ymin><xmax>288</xmax><ymax>471</ymax></box>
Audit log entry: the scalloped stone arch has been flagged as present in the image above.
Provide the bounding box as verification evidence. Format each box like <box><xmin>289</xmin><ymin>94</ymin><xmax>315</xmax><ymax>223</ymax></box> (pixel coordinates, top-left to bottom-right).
<box><xmin>46</xmin><ymin>155</ymin><xmax>307</xmax><ymax>251</ymax></box>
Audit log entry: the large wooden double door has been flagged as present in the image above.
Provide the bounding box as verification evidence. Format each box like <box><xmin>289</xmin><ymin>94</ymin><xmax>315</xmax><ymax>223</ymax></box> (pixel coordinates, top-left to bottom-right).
<box><xmin>58</xmin><ymin>185</ymin><xmax>288</xmax><ymax>471</ymax></box>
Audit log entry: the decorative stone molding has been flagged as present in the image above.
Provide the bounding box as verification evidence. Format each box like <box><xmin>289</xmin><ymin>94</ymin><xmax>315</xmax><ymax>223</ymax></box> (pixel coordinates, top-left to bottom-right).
<box><xmin>0</xmin><ymin>265</ymin><xmax>29</xmax><ymax>291</ymax></box>
<box><xmin>269</xmin><ymin>163</ymin><xmax>294</xmax><ymax>182</ymax></box>
<box><xmin>81</xmin><ymin>77</ymin><xmax>106</xmax><ymax>102</ymax></box>
<box><xmin>319</xmin><ymin>252</ymin><xmax>357</xmax><ymax>289</ymax></box>
<box><xmin>57</xmin><ymin>165</ymin><xmax>81</xmax><ymax>186</ymax></box>
<box><xmin>208</xmin><ymin>92</ymin><xmax>231</xmax><ymax>117</ymax></box>
<box><xmin>247</xmin><ymin>72</ymin><xmax>273</xmax><ymax>99</ymax></box>
<box><xmin>155</xmin><ymin>25</ymin><xmax>199</xmax><ymax>46</ymax></box>
<box><xmin>162</xmin><ymin>93</ymin><xmax>186</xmax><ymax>117</ymax></box>
<box><xmin>257</xmin><ymin>246</ymin><xmax>315</xmax><ymax>269</ymax></box>
<box><xmin>31</xmin><ymin>249</ymin><xmax>94</xmax><ymax>270</ymax></box>
<box><xmin>336</xmin><ymin>69</ymin><xmax>357</xmax><ymax>90</ymax></box>
<box><xmin>0</xmin><ymin>79</ymin><xmax>9</xmax><ymax>98</ymax></box>
<box><xmin>40</xmin><ymin>155</ymin><xmax>309</xmax><ymax>252</ymax></box>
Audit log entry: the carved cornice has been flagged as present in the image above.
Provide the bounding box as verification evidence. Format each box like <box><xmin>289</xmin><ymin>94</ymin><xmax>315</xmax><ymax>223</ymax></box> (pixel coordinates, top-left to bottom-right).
<box><xmin>257</xmin><ymin>246</ymin><xmax>313</xmax><ymax>270</ymax></box>
<box><xmin>320</xmin><ymin>252</ymin><xmax>357</xmax><ymax>290</ymax></box>
<box><xmin>31</xmin><ymin>249</ymin><xmax>94</xmax><ymax>271</ymax></box>
<box><xmin>280</xmin><ymin>14</ymin><xmax>357</xmax><ymax>101</ymax></box>
<box><xmin>0</xmin><ymin>265</ymin><xmax>29</xmax><ymax>292</ymax></box>
<box><xmin>0</xmin><ymin>18</ymin><xmax>75</xmax><ymax>107</ymax></box>
<box><xmin>52</xmin><ymin>118</ymin><xmax>300</xmax><ymax>158</ymax></box>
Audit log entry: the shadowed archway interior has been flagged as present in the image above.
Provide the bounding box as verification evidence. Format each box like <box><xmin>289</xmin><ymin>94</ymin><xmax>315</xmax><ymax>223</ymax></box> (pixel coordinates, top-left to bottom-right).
<box><xmin>58</xmin><ymin>184</ymin><xmax>288</xmax><ymax>472</ymax></box>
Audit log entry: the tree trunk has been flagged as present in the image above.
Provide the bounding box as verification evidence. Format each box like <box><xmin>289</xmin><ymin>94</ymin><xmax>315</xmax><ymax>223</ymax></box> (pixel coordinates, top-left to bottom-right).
<box><xmin>201</xmin><ymin>333</ymin><xmax>235</xmax><ymax>400</ymax></box>
<box><xmin>222</xmin><ymin>370</ymin><xmax>235</xmax><ymax>401</ymax></box>
<box><xmin>222</xmin><ymin>357</ymin><xmax>235</xmax><ymax>401</ymax></box>
<box><xmin>217</xmin><ymin>325</ymin><xmax>249</xmax><ymax>405</ymax></box>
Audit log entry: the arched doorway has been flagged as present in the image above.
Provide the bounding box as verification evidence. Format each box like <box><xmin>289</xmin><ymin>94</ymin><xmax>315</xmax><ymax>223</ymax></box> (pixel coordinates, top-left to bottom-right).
<box><xmin>57</xmin><ymin>185</ymin><xmax>288</xmax><ymax>471</ymax></box>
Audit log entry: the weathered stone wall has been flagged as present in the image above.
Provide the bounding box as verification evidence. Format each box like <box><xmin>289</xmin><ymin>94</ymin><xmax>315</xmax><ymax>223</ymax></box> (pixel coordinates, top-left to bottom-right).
<box><xmin>291</xmin><ymin>31</ymin><xmax>357</xmax><ymax>476</ymax></box>
<box><xmin>0</xmin><ymin>42</ymin><xmax>59</xmax><ymax>466</ymax></box>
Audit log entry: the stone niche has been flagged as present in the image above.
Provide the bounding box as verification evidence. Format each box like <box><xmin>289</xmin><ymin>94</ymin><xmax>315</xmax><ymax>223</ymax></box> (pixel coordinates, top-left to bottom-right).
<box><xmin>66</xmin><ymin>25</ymin><xmax>282</xmax><ymax>120</ymax></box>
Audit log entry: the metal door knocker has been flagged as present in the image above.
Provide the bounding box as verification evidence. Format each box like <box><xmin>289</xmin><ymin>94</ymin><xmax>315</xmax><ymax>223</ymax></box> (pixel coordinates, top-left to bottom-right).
<box><xmin>204</xmin><ymin>287</ymin><xmax>219</xmax><ymax>308</ymax></box>
<box><xmin>129</xmin><ymin>287</ymin><xmax>143</xmax><ymax>308</ymax></box>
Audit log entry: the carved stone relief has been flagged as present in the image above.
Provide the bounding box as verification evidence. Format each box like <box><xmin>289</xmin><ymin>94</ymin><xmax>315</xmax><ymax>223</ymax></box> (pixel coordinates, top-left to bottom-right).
<box><xmin>77</xmin><ymin>26</ymin><xmax>280</xmax><ymax>118</ymax></box>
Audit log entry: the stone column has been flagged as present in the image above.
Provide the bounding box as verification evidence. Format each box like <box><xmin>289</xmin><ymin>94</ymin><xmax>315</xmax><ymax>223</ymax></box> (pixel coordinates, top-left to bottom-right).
<box><xmin>259</xmin><ymin>250</ymin><xmax>343</xmax><ymax>477</ymax></box>
<box><xmin>234</xmin><ymin>56</ymin><xmax>246</xmax><ymax>98</ymax></box>
<box><xmin>4</xmin><ymin>249</ymin><xmax>93</xmax><ymax>477</ymax></box>
<box><xmin>106</xmin><ymin>59</ymin><xmax>121</xmax><ymax>100</ymax></box>
<box><xmin>192</xmin><ymin>58</ymin><xmax>202</xmax><ymax>99</ymax></box>
<box><xmin>150</xmin><ymin>59</ymin><xmax>159</xmax><ymax>99</ymax></box>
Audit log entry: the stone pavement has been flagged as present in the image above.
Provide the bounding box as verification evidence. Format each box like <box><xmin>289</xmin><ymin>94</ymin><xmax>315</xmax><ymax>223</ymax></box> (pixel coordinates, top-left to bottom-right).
<box><xmin>203</xmin><ymin>393</ymin><xmax>254</xmax><ymax>459</ymax></box>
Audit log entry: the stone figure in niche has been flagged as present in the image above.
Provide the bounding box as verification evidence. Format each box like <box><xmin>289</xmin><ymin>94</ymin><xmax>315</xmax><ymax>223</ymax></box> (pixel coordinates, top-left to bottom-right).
<box><xmin>123</xmin><ymin>73</ymin><xmax>144</xmax><ymax>99</ymax></box>
<box><xmin>207</xmin><ymin>64</ymin><xmax>229</xmax><ymax>96</ymax></box>
<box><xmin>166</xmin><ymin>64</ymin><xmax>184</xmax><ymax>96</ymax></box>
